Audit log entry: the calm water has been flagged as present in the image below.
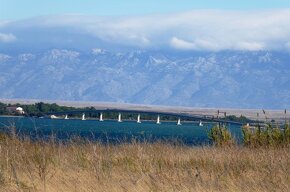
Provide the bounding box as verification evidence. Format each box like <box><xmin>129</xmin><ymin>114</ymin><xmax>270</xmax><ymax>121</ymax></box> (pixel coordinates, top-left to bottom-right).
<box><xmin>0</xmin><ymin>116</ymin><xmax>243</xmax><ymax>144</ymax></box>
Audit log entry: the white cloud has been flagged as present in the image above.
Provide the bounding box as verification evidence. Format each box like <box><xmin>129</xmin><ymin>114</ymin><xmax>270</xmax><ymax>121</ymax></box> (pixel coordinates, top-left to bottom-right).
<box><xmin>193</xmin><ymin>39</ymin><xmax>221</xmax><ymax>51</ymax></box>
<box><xmin>0</xmin><ymin>20</ymin><xmax>9</xmax><ymax>27</ymax></box>
<box><xmin>236</xmin><ymin>42</ymin><xmax>265</xmax><ymax>51</ymax></box>
<box><xmin>0</xmin><ymin>33</ymin><xmax>16</xmax><ymax>43</ymax></box>
<box><xmin>170</xmin><ymin>37</ymin><xmax>195</xmax><ymax>50</ymax></box>
<box><xmin>2</xmin><ymin>10</ymin><xmax>290</xmax><ymax>51</ymax></box>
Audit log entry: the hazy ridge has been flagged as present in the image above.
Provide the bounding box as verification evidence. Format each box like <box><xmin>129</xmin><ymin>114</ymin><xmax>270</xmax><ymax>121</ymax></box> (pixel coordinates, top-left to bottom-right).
<box><xmin>0</xmin><ymin>49</ymin><xmax>290</xmax><ymax>109</ymax></box>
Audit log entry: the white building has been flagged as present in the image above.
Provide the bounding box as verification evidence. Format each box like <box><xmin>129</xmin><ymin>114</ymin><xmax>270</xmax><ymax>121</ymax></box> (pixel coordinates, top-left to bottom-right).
<box><xmin>16</xmin><ymin>107</ymin><xmax>25</xmax><ymax>114</ymax></box>
<box><xmin>6</xmin><ymin>106</ymin><xmax>25</xmax><ymax>115</ymax></box>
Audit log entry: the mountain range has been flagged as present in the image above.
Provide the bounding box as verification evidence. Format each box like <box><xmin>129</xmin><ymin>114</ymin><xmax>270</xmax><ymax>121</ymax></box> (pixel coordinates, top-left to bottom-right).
<box><xmin>0</xmin><ymin>49</ymin><xmax>289</xmax><ymax>109</ymax></box>
<box><xmin>1</xmin><ymin>13</ymin><xmax>290</xmax><ymax>109</ymax></box>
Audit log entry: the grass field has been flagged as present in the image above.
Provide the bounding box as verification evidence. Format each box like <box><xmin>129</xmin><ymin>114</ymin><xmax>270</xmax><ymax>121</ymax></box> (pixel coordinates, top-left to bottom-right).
<box><xmin>0</xmin><ymin>133</ymin><xmax>289</xmax><ymax>192</ymax></box>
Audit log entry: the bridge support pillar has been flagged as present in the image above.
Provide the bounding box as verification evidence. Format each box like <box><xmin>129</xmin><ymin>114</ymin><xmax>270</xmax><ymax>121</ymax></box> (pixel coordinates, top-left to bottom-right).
<box><xmin>99</xmin><ymin>112</ymin><xmax>104</xmax><ymax>121</ymax></box>
<box><xmin>118</xmin><ymin>113</ymin><xmax>122</xmax><ymax>122</ymax></box>
<box><xmin>156</xmin><ymin>115</ymin><xmax>161</xmax><ymax>124</ymax></box>
<box><xmin>82</xmin><ymin>113</ymin><xmax>86</xmax><ymax>121</ymax></box>
<box><xmin>177</xmin><ymin>118</ymin><xmax>181</xmax><ymax>125</ymax></box>
<box><xmin>137</xmin><ymin>114</ymin><xmax>141</xmax><ymax>123</ymax></box>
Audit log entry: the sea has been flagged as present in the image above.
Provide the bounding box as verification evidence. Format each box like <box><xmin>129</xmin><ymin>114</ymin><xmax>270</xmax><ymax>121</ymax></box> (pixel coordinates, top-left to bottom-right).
<box><xmin>0</xmin><ymin>116</ymin><xmax>243</xmax><ymax>145</ymax></box>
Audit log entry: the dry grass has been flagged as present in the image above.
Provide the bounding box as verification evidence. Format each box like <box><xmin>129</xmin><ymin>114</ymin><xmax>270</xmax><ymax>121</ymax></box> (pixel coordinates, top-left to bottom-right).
<box><xmin>0</xmin><ymin>134</ymin><xmax>289</xmax><ymax>192</ymax></box>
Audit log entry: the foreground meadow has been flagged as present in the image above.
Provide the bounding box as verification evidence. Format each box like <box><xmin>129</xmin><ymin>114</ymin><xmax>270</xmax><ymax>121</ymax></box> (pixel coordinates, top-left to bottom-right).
<box><xmin>0</xmin><ymin>133</ymin><xmax>289</xmax><ymax>192</ymax></box>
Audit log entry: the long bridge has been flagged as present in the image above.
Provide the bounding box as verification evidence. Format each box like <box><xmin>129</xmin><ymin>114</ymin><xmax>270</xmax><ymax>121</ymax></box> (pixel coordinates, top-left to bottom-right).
<box><xmin>46</xmin><ymin>108</ymin><xmax>244</xmax><ymax>125</ymax></box>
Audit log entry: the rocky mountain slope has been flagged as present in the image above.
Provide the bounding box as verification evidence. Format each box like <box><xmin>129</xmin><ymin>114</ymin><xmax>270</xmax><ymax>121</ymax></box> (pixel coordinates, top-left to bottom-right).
<box><xmin>0</xmin><ymin>49</ymin><xmax>289</xmax><ymax>108</ymax></box>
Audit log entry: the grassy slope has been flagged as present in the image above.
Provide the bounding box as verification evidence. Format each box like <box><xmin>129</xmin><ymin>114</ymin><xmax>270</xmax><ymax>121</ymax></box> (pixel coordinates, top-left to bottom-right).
<box><xmin>0</xmin><ymin>135</ymin><xmax>289</xmax><ymax>192</ymax></box>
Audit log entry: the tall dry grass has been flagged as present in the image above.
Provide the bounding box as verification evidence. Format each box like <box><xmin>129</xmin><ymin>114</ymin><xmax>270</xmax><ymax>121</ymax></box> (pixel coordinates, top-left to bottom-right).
<box><xmin>0</xmin><ymin>132</ymin><xmax>289</xmax><ymax>192</ymax></box>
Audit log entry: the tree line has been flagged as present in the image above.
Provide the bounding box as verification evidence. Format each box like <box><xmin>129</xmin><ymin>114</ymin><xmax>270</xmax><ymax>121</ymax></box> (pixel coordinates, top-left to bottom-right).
<box><xmin>0</xmin><ymin>102</ymin><xmax>251</xmax><ymax>122</ymax></box>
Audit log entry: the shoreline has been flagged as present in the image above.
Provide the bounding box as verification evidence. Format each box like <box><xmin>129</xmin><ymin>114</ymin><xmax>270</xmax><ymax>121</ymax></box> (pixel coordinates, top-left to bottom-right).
<box><xmin>1</xmin><ymin>98</ymin><xmax>289</xmax><ymax>120</ymax></box>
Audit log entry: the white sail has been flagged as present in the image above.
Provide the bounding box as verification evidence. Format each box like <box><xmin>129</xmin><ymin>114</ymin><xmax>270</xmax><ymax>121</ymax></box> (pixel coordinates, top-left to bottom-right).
<box><xmin>177</xmin><ymin>118</ymin><xmax>181</xmax><ymax>125</ymax></box>
<box><xmin>199</xmin><ymin>120</ymin><xmax>203</xmax><ymax>126</ymax></box>
<box><xmin>118</xmin><ymin>113</ymin><xmax>122</xmax><ymax>122</ymax></box>
<box><xmin>99</xmin><ymin>112</ymin><xmax>104</xmax><ymax>121</ymax></box>
<box><xmin>137</xmin><ymin>114</ymin><xmax>141</xmax><ymax>123</ymax></box>
<box><xmin>156</xmin><ymin>115</ymin><xmax>161</xmax><ymax>124</ymax></box>
<box><xmin>64</xmin><ymin>114</ymin><xmax>69</xmax><ymax>120</ymax></box>
<box><xmin>82</xmin><ymin>113</ymin><xmax>86</xmax><ymax>121</ymax></box>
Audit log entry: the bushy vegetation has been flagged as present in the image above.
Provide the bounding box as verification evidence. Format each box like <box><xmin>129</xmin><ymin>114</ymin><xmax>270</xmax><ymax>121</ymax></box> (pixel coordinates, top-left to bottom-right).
<box><xmin>0</xmin><ymin>102</ymin><xmax>188</xmax><ymax>120</ymax></box>
<box><xmin>21</xmin><ymin>102</ymin><xmax>77</xmax><ymax>116</ymax></box>
<box><xmin>208</xmin><ymin>124</ymin><xmax>235</xmax><ymax>146</ymax></box>
<box><xmin>0</xmin><ymin>102</ymin><xmax>226</xmax><ymax>123</ymax></box>
<box><xmin>242</xmin><ymin>123</ymin><xmax>290</xmax><ymax>147</ymax></box>
<box><xmin>0</xmin><ymin>102</ymin><xmax>79</xmax><ymax>117</ymax></box>
<box><xmin>207</xmin><ymin>122</ymin><xmax>290</xmax><ymax>148</ymax></box>
<box><xmin>0</xmin><ymin>102</ymin><xmax>8</xmax><ymax>115</ymax></box>
<box><xmin>222</xmin><ymin>115</ymin><xmax>253</xmax><ymax>124</ymax></box>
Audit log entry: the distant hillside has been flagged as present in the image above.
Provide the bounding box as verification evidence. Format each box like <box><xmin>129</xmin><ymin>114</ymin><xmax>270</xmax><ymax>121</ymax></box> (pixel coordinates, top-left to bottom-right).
<box><xmin>0</xmin><ymin>49</ymin><xmax>290</xmax><ymax>109</ymax></box>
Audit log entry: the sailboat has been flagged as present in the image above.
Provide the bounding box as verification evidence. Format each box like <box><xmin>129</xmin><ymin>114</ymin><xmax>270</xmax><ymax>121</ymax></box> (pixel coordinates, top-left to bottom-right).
<box><xmin>64</xmin><ymin>114</ymin><xmax>69</xmax><ymax>120</ymax></box>
<box><xmin>99</xmin><ymin>113</ymin><xmax>104</xmax><ymax>121</ymax></box>
<box><xmin>118</xmin><ymin>113</ymin><xmax>122</xmax><ymax>122</ymax></box>
<box><xmin>137</xmin><ymin>114</ymin><xmax>141</xmax><ymax>123</ymax></box>
<box><xmin>177</xmin><ymin>118</ymin><xmax>181</xmax><ymax>125</ymax></box>
<box><xmin>81</xmin><ymin>113</ymin><xmax>86</xmax><ymax>121</ymax></box>
<box><xmin>156</xmin><ymin>115</ymin><xmax>161</xmax><ymax>124</ymax></box>
<box><xmin>199</xmin><ymin>120</ymin><xmax>203</xmax><ymax>126</ymax></box>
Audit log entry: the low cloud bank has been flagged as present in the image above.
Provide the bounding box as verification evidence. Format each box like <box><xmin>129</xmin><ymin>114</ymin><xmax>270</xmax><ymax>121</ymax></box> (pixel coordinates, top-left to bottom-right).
<box><xmin>1</xmin><ymin>10</ymin><xmax>290</xmax><ymax>51</ymax></box>
<box><xmin>0</xmin><ymin>33</ymin><xmax>16</xmax><ymax>43</ymax></box>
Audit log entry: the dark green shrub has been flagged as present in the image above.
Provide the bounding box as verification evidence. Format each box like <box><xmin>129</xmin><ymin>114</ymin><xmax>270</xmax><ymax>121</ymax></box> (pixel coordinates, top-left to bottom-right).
<box><xmin>208</xmin><ymin>124</ymin><xmax>235</xmax><ymax>146</ymax></box>
<box><xmin>242</xmin><ymin>123</ymin><xmax>290</xmax><ymax>147</ymax></box>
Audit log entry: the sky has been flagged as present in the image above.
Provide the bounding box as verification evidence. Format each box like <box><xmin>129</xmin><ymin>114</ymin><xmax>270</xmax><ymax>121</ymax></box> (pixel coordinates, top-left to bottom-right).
<box><xmin>1</xmin><ymin>0</ymin><xmax>290</xmax><ymax>20</ymax></box>
<box><xmin>1</xmin><ymin>1</ymin><xmax>290</xmax><ymax>52</ymax></box>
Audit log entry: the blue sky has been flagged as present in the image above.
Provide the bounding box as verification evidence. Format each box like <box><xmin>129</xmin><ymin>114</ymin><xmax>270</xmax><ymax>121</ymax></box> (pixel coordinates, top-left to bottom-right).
<box><xmin>1</xmin><ymin>0</ymin><xmax>290</xmax><ymax>20</ymax></box>
<box><xmin>1</xmin><ymin>1</ymin><xmax>290</xmax><ymax>52</ymax></box>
